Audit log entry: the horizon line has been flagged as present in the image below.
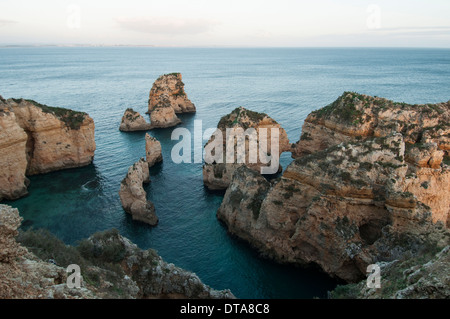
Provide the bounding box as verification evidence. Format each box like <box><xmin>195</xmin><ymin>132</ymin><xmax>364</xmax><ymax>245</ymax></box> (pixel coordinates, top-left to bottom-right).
<box><xmin>1</xmin><ymin>44</ymin><xmax>450</xmax><ymax>49</ymax></box>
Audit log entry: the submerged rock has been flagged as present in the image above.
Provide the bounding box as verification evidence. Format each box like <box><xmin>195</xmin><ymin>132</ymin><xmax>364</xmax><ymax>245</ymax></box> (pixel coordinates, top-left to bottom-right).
<box><xmin>203</xmin><ymin>107</ymin><xmax>290</xmax><ymax>190</ymax></box>
<box><xmin>0</xmin><ymin>97</ymin><xmax>96</xmax><ymax>201</ymax></box>
<box><xmin>119</xmin><ymin>108</ymin><xmax>152</xmax><ymax>131</ymax></box>
<box><xmin>119</xmin><ymin>158</ymin><xmax>158</xmax><ymax>226</ymax></box>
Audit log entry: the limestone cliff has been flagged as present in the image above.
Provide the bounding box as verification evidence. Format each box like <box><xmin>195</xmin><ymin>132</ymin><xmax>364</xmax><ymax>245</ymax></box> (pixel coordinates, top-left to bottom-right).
<box><xmin>119</xmin><ymin>108</ymin><xmax>152</xmax><ymax>131</ymax></box>
<box><xmin>8</xmin><ymin>98</ymin><xmax>96</xmax><ymax>175</ymax></box>
<box><xmin>291</xmin><ymin>92</ymin><xmax>449</xmax><ymax>225</ymax></box>
<box><xmin>0</xmin><ymin>205</ymin><xmax>234</xmax><ymax>299</ymax></box>
<box><xmin>145</xmin><ymin>133</ymin><xmax>163</xmax><ymax>167</ymax></box>
<box><xmin>203</xmin><ymin>107</ymin><xmax>290</xmax><ymax>190</ymax></box>
<box><xmin>218</xmin><ymin>133</ymin><xmax>449</xmax><ymax>282</ymax></box>
<box><xmin>119</xmin><ymin>158</ymin><xmax>158</xmax><ymax>226</ymax></box>
<box><xmin>0</xmin><ymin>97</ymin><xmax>96</xmax><ymax>201</ymax></box>
<box><xmin>147</xmin><ymin>73</ymin><xmax>195</xmax><ymax>128</ymax></box>
<box><xmin>0</xmin><ymin>99</ymin><xmax>29</xmax><ymax>201</ymax></box>
<box><xmin>291</xmin><ymin>92</ymin><xmax>449</xmax><ymax>158</ymax></box>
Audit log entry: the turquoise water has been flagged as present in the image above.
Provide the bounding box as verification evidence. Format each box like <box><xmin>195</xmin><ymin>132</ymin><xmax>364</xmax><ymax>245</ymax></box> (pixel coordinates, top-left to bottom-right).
<box><xmin>1</xmin><ymin>47</ymin><xmax>450</xmax><ymax>298</ymax></box>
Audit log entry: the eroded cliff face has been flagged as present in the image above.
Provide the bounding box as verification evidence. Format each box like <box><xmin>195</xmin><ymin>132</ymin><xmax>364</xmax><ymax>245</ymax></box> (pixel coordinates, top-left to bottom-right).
<box><xmin>147</xmin><ymin>73</ymin><xmax>195</xmax><ymax>128</ymax></box>
<box><xmin>291</xmin><ymin>93</ymin><xmax>450</xmax><ymax>226</ymax></box>
<box><xmin>119</xmin><ymin>158</ymin><xmax>158</xmax><ymax>226</ymax></box>
<box><xmin>0</xmin><ymin>97</ymin><xmax>96</xmax><ymax>201</ymax></box>
<box><xmin>119</xmin><ymin>108</ymin><xmax>152</xmax><ymax>131</ymax></box>
<box><xmin>0</xmin><ymin>205</ymin><xmax>234</xmax><ymax>299</ymax></box>
<box><xmin>0</xmin><ymin>100</ymin><xmax>29</xmax><ymax>201</ymax></box>
<box><xmin>218</xmin><ymin>132</ymin><xmax>449</xmax><ymax>282</ymax></box>
<box><xmin>203</xmin><ymin>107</ymin><xmax>290</xmax><ymax>190</ymax></box>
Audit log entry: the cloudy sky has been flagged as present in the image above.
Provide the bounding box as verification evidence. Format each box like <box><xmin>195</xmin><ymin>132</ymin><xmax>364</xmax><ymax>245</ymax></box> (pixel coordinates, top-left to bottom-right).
<box><xmin>0</xmin><ymin>0</ymin><xmax>449</xmax><ymax>47</ymax></box>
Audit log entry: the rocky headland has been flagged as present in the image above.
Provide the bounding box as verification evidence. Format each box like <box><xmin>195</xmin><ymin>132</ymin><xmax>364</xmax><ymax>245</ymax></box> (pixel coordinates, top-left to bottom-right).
<box><xmin>119</xmin><ymin>108</ymin><xmax>152</xmax><ymax>131</ymax></box>
<box><xmin>147</xmin><ymin>73</ymin><xmax>195</xmax><ymax>128</ymax></box>
<box><xmin>0</xmin><ymin>97</ymin><xmax>95</xmax><ymax>201</ymax></box>
<box><xmin>119</xmin><ymin>158</ymin><xmax>158</xmax><ymax>226</ymax></box>
<box><xmin>291</xmin><ymin>92</ymin><xmax>449</xmax><ymax>225</ymax></box>
<box><xmin>203</xmin><ymin>107</ymin><xmax>291</xmax><ymax>190</ymax></box>
<box><xmin>0</xmin><ymin>204</ymin><xmax>234</xmax><ymax>299</ymax></box>
<box><xmin>217</xmin><ymin>93</ymin><xmax>449</xmax><ymax>288</ymax></box>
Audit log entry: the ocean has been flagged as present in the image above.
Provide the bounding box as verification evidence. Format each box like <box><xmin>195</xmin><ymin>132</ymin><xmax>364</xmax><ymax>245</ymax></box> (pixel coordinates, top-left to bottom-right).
<box><xmin>1</xmin><ymin>47</ymin><xmax>449</xmax><ymax>298</ymax></box>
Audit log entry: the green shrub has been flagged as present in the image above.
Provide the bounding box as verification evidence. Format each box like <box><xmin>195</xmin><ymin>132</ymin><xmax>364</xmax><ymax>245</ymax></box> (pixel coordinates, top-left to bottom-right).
<box><xmin>24</xmin><ymin>99</ymin><xmax>87</xmax><ymax>130</ymax></box>
<box><xmin>17</xmin><ymin>228</ymin><xmax>84</xmax><ymax>268</ymax></box>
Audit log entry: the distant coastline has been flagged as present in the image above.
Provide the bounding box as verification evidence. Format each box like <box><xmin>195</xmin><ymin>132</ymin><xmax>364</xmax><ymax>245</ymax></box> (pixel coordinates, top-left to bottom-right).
<box><xmin>1</xmin><ymin>44</ymin><xmax>450</xmax><ymax>49</ymax></box>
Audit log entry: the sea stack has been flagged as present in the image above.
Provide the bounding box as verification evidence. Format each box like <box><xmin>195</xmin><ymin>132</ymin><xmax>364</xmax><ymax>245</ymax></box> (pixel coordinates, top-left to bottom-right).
<box><xmin>147</xmin><ymin>73</ymin><xmax>195</xmax><ymax>128</ymax></box>
<box><xmin>119</xmin><ymin>108</ymin><xmax>152</xmax><ymax>131</ymax></box>
<box><xmin>203</xmin><ymin>107</ymin><xmax>290</xmax><ymax>190</ymax></box>
<box><xmin>119</xmin><ymin>158</ymin><xmax>158</xmax><ymax>226</ymax></box>
<box><xmin>0</xmin><ymin>97</ymin><xmax>96</xmax><ymax>201</ymax></box>
<box><xmin>145</xmin><ymin>133</ymin><xmax>162</xmax><ymax>167</ymax></box>
<box><xmin>216</xmin><ymin>93</ymin><xmax>450</xmax><ymax>283</ymax></box>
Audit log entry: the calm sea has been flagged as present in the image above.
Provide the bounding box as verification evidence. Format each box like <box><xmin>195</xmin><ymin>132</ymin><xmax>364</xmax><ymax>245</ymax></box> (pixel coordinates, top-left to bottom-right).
<box><xmin>1</xmin><ymin>47</ymin><xmax>449</xmax><ymax>298</ymax></box>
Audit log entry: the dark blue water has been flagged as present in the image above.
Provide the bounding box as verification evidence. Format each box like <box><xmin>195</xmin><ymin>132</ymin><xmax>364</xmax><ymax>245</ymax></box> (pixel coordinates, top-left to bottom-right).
<box><xmin>1</xmin><ymin>47</ymin><xmax>450</xmax><ymax>298</ymax></box>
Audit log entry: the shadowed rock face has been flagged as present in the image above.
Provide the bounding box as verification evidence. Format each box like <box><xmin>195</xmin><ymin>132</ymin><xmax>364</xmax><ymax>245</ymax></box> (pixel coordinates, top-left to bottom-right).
<box><xmin>0</xmin><ymin>97</ymin><xmax>95</xmax><ymax>201</ymax></box>
<box><xmin>218</xmin><ymin>93</ymin><xmax>449</xmax><ymax>283</ymax></box>
<box><xmin>147</xmin><ymin>73</ymin><xmax>195</xmax><ymax>128</ymax></box>
<box><xmin>203</xmin><ymin>107</ymin><xmax>291</xmax><ymax>190</ymax></box>
<box><xmin>119</xmin><ymin>108</ymin><xmax>152</xmax><ymax>131</ymax></box>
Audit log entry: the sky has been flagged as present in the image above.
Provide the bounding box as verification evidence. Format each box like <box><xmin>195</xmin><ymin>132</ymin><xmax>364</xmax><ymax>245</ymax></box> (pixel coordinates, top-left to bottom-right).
<box><xmin>0</xmin><ymin>0</ymin><xmax>449</xmax><ymax>47</ymax></box>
